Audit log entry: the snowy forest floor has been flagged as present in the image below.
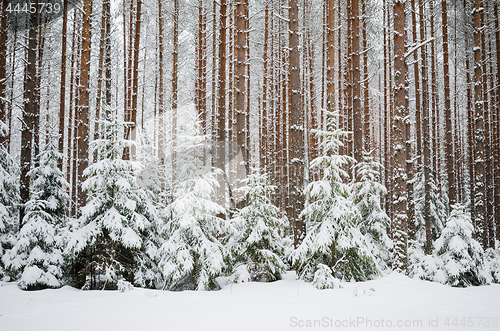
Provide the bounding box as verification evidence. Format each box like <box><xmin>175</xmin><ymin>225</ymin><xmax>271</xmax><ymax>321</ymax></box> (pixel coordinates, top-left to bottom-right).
<box><xmin>1</xmin><ymin>271</ymin><xmax>499</xmax><ymax>331</ymax></box>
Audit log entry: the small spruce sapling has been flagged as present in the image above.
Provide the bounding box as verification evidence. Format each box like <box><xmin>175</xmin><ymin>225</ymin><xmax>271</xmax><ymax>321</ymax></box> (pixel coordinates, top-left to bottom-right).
<box><xmin>3</xmin><ymin>131</ymin><xmax>67</xmax><ymax>289</ymax></box>
<box><xmin>228</xmin><ymin>170</ymin><xmax>287</xmax><ymax>282</ymax></box>
<box><xmin>67</xmin><ymin>113</ymin><xmax>161</xmax><ymax>289</ymax></box>
<box><xmin>159</xmin><ymin>170</ymin><xmax>227</xmax><ymax>291</ymax></box>
<box><xmin>293</xmin><ymin>112</ymin><xmax>356</xmax><ymax>282</ymax></box>
<box><xmin>351</xmin><ymin>152</ymin><xmax>392</xmax><ymax>274</ymax></box>
<box><xmin>434</xmin><ymin>204</ymin><xmax>485</xmax><ymax>287</ymax></box>
<box><xmin>0</xmin><ymin>127</ymin><xmax>18</xmax><ymax>280</ymax></box>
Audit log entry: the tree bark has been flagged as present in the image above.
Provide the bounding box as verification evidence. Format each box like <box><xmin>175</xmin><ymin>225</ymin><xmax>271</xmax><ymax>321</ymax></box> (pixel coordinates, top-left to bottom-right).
<box><xmin>20</xmin><ymin>5</ymin><xmax>40</xmax><ymax>226</ymax></box>
<box><xmin>289</xmin><ymin>0</ymin><xmax>305</xmax><ymax>247</ymax></box>
<box><xmin>392</xmin><ymin>0</ymin><xmax>408</xmax><ymax>271</ymax></box>
<box><xmin>442</xmin><ymin>0</ymin><xmax>455</xmax><ymax>207</ymax></box>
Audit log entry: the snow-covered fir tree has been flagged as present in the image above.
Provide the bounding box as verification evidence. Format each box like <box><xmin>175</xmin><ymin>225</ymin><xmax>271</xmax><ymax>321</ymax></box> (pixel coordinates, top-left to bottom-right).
<box><xmin>433</xmin><ymin>204</ymin><xmax>485</xmax><ymax>287</ymax></box>
<box><xmin>0</xmin><ymin>125</ymin><xmax>19</xmax><ymax>280</ymax></box>
<box><xmin>227</xmin><ymin>170</ymin><xmax>287</xmax><ymax>282</ymax></box>
<box><xmin>159</xmin><ymin>169</ymin><xmax>227</xmax><ymax>291</ymax></box>
<box><xmin>351</xmin><ymin>152</ymin><xmax>392</xmax><ymax>272</ymax></box>
<box><xmin>3</xmin><ymin>131</ymin><xmax>67</xmax><ymax>289</ymax></box>
<box><xmin>67</xmin><ymin>113</ymin><xmax>161</xmax><ymax>289</ymax></box>
<box><xmin>293</xmin><ymin>112</ymin><xmax>381</xmax><ymax>285</ymax></box>
<box><xmin>312</xmin><ymin>263</ymin><xmax>342</xmax><ymax>290</ymax></box>
<box><xmin>482</xmin><ymin>248</ymin><xmax>500</xmax><ymax>284</ymax></box>
<box><xmin>411</xmin><ymin>170</ymin><xmax>446</xmax><ymax>246</ymax></box>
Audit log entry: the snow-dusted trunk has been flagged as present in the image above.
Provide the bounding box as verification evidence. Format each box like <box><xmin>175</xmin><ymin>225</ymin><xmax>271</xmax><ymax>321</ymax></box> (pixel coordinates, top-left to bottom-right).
<box><xmin>0</xmin><ymin>0</ymin><xmax>7</xmax><ymax>147</ymax></box>
<box><xmin>76</xmin><ymin>0</ymin><xmax>92</xmax><ymax>211</ymax></box>
<box><xmin>429</xmin><ymin>1</ymin><xmax>439</xmax><ymax>188</ymax></box>
<box><xmin>484</xmin><ymin>6</ymin><xmax>494</xmax><ymax>249</ymax></box>
<box><xmin>352</xmin><ymin>0</ymin><xmax>362</xmax><ymax>163</ymax></box>
<box><xmin>411</xmin><ymin>0</ymin><xmax>422</xmax><ymax>168</ymax></box>
<box><xmin>326</xmin><ymin>0</ymin><xmax>335</xmax><ymax>116</ymax></box>
<box><xmin>494</xmin><ymin>1</ymin><xmax>500</xmax><ymax>243</ymax></box>
<box><xmin>473</xmin><ymin>0</ymin><xmax>485</xmax><ymax>246</ymax></box>
<box><xmin>171</xmin><ymin>0</ymin><xmax>178</xmax><ymax>184</ymax></box>
<box><xmin>20</xmin><ymin>8</ymin><xmax>39</xmax><ymax>227</ymax></box>
<box><xmin>392</xmin><ymin>0</ymin><xmax>408</xmax><ymax>271</ymax></box>
<box><xmin>196</xmin><ymin>0</ymin><xmax>207</xmax><ymax>137</ymax></box>
<box><xmin>157</xmin><ymin>0</ymin><xmax>166</xmax><ymax>169</ymax></box>
<box><xmin>260</xmin><ymin>3</ymin><xmax>269</xmax><ymax>172</ymax></box>
<box><xmin>58</xmin><ymin>0</ymin><xmax>69</xmax><ymax>169</ymax></box>
<box><xmin>383</xmin><ymin>0</ymin><xmax>391</xmax><ymax>221</ymax></box>
<box><xmin>234</xmin><ymin>0</ymin><xmax>250</xmax><ymax>175</ymax></box>
<box><xmin>419</xmin><ymin>0</ymin><xmax>432</xmax><ymax>254</ymax></box>
<box><xmin>362</xmin><ymin>0</ymin><xmax>370</xmax><ymax>152</ymax></box>
<box><xmin>289</xmin><ymin>0</ymin><xmax>305</xmax><ymax>247</ymax></box>
<box><xmin>442</xmin><ymin>0</ymin><xmax>454</xmax><ymax>208</ymax></box>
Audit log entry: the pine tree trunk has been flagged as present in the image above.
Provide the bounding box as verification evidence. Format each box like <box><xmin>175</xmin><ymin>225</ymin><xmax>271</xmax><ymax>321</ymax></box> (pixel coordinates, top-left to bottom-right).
<box><xmin>362</xmin><ymin>0</ymin><xmax>370</xmax><ymax>152</ymax></box>
<box><xmin>0</xmin><ymin>0</ymin><xmax>9</xmax><ymax>147</ymax></box>
<box><xmin>76</xmin><ymin>0</ymin><xmax>92</xmax><ymax>210</ymax></box>
<box><xmin>411</xmin><ymin>0</ymin><xmax>422</xmax><ymax>167</ymax></box>
<box><xmin>442</xmin><ymin>0</ymin><xmax>455</xmax><ymax>208</ymax></box>
<box><xmin>260</xmin><ymin>3</ymin><xmax>269</xmax><ymax>172</ymax></box>
<box><xmin>158</xmin><ymin>0</ymin><xmax>166</xmax><ymax>166</ymax></box>
<box><xmin>352</xmin><ymin>0</ymin><xmax>362</xmax><ymax>163</ymax></box>
<box><xmin>130</xmin><ymin>0</ymin><xmax>142</xmax><ymax>158</ymax></box>
<box><xmin>236</xmin><ymin>0</ymin><xmax>247</xmax><ymax>173</ymax></box>
<box><xmin>418</xmin><ymin>0</ymin><xmax>432</xmax><ymax>254</ymax></box>
<box><xmin>494</xmin><ymin>1</ymin><xmax>500</xmax><ymax>243</ymax></box>
<box><xmin>392</xmin><ymin>0</ymin><xmax>408</xmax><ymax>271</ymax></box>
<box><xmin>430</xmin><ymin>0</ymin><xmax>440</xmax><ymax>188</ymax></box>
<box><xmin>58</xmin><ymin>0</ymin><xmax>69</xmax><ymax>169</ymax></box>
<box><xmin>20</xmin><ymin>7</ymin><xmax>40</xmax><ymax>227</ymax></box>
<box><xmin>326</xmin><ymin>0</ymin><xmax>335</xmax><ymax>115</ymax></box>
<box><xmin>289</xmin><ymin>0</ymin><xmax>305</xmax><ymax>247</ymax></box>
<box><xmin>473</xmin><ymin>0</ymin><xmax>485</xmax><ymax>245</ymax></box>
<box><xmin>171</xmin><ymin>0</ymin><xmax>179</xmax><ymax>184</ymax></box>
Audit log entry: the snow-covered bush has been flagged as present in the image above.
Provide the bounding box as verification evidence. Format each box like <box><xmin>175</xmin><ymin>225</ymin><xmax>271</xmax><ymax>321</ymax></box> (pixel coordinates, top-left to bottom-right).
<box><xmin>482</xmin><ymin>248</ymin><xmax>500</xmax><ymax>284</ymax></box>
<box><xmin>3</xmin><ymin>131</ymin><xmax>67</xmax><ymax>290</ymax></box>
<box><xmin>312</xmin><ymin>263</ymin><xmax>342</xmax><ymax>289</ymax></box>
<box><xmin>228</xmin><ymin>170</ymin><xmax>287</xmax><ymax>282</ymax></box>
<box><xmin>0</xmin><ymin>133</ymin><xmax>18</xmax><ymax>280</ymax></box>
<box><xmin>159</xmin><ymin>170</ymin><xmax>227</xmax><ymax>291</ymax></box>
<box><xmin>408</xmin><ymin>244</ymin><xmax>445</xmax><ymax>283</ymax></box>
<box><xmin>434</xmin><ymin>204</ymin><xmax>485</xmax><ymax>287</ymax></box>
<box><xmin>67</xmin><ymin>113</ymin><xmax>161</xmax><ymax>290</ymax></box>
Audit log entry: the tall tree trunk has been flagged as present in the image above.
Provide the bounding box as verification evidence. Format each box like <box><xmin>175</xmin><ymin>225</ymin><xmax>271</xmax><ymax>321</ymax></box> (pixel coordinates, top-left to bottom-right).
<box><xmin>352</xmin><ymin>0</ymin><xmax>362</xmax><ymax>163</ymax></box>
<box><xmin>494</xmin><ymin>1</ymin><xmax>500</xmax><ymax>243</ymax></box>
<box><xmin>0</xmin><ymin>0</ymin><xmax>9</xmax><ymax>147</ymax></box>
<box><xmin>236</xmin><ymin>0</ymin><xmax>248</xmax><ymax>173</ymax></box>
<box><xmin>442</xmin><ymin>0</ymin><xmax>455</xmax><ymax>208</ymax></box>
<box><xmin>158</xmin><ymin>0</ymin><xmax>166</xmax><ymax>167</ymax></box>
<box><xmin>473</xmin><ymin>0</ymin><xmax>485</xmax><ymax>244</ymax></box>
<box><xmin>430</xmin><ymin>0</ymin><xmax>440</xmax><ymax>188</ymax></box>
<box><xmin>419</xmin><ymin>0</ymin><xmax>432</xmax><ymax>254</ymax></box>
<box><xmin>392</xmin><ymin>0</ymin><xmax>408</xmax><ymax>271</ymax></box>
<box><xmin>411</xmin><ymin>0</ymin><xmax>422</xmax><ymax>167</ymax></box>
<box><xmin>260</xmin><ymin>3</ymin><xmax>269</xmax><ymax>172</ymax></box>
<box><xmin>171</xmin><ymin>0</ymin><xmax>179</xmax><ymax>184</ymax></box>
<box><xmin>326</xmin><ymin>0</ymin><xmax>335</xmax><ymax>115</ymax></box>
<box><xmin>77</xmin><ymin>0</ymin><xmax>92</xmax><ymax>210</ymax></box>
<box><xmin>20</xmin><ymin>5</ymin><xmax>40</xmax><ymax>226</ymax></box>
<box><xmin>289</xmin><ymin>0</ymin><xmax>305</xmax><ymax>247</ymax></box>
<box><xmin>58</xmin><ymin>0</ymin><xmax>69</xmax><ymax>169</ymax></box>
<box><xmin>362</xmin><ymin>0</ymin><xmax>370</xmax><ymax>152</ymax></box>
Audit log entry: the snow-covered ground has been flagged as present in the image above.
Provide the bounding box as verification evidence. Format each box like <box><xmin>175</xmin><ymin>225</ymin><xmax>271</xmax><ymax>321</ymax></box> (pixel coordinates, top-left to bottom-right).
<box><xmin>1</xmin><ymin>271</ymin><xmax>499</xmax><ymax>331</ymax></box>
